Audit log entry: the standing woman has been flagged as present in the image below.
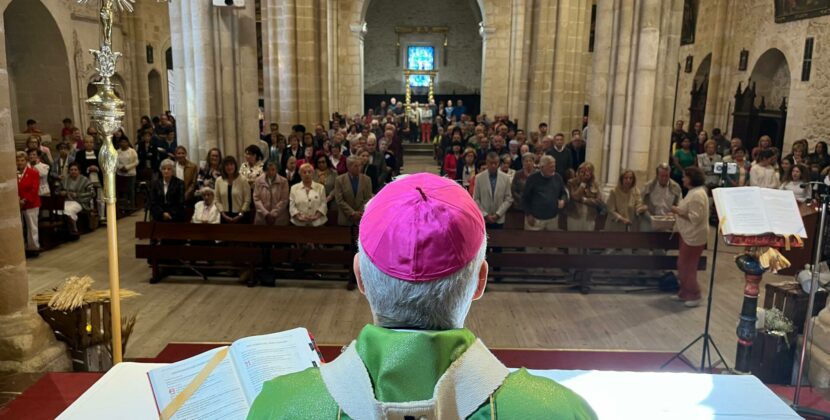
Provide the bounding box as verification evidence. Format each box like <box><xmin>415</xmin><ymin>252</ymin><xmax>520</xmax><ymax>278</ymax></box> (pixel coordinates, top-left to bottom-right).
<box><xmin>457</xmin><ymin>148</ymin><xmax>477</xmax><ymax>190</ymax></box>
<box><xmin>442</xmin><ymin>143</ymin><xmax>462</xmax><ymax>179</ymax></box>
<box><xmin>215</xmin><ymin>156</ymin><xmax>251</xmax><ymax>224</ymax></box>
<box><xmin>116</xmin><ymin>137</ymin><xmax>138</xmax><ymax>210</ymax></box>
<box><xmin>17</xmin><ymin>151</ymin><xmax>41</xmax><ymax>252</ymax></box>
<box><xmin>289</xmin><ymin>163</ymin><xmax>328</xmax><ymax>227</ymax></box>
<box><xmin>253</xmin><ymin>162</ymin><xmax>289</xmax><ymax>225</ymax></box>
<box><xmin>196</xmin><ymin>147</ymin><xmax>223</xmax><ymax>197</ymax></box>
<box><xmin>111</xmin><ymin>128</ymin><xmax>129</xmax><ymax>149</ymax></box>
<box><xmin>500</xmin><ymin>154</ymin><xmax>516</xmax><ymax>182</ymax></box>
<box><xmin>282</xmin><ymin>156</ymin><xmax>301</xmax><ymax>187</ymax></box>
<box><xmin>752</xmin><ymin>135</ymin><xmax>773</xmax><ymax>162</ymax></box>
<box><xmin>136</xmin><ymin>129</ymin><xmax>159</xmax><ymax>181</ymax></box>
<box><xmin>240</xmin><ymin>145</ymin><xmax>265</xmax><ymax>187</ymax></box>
<box><xmin>282</xmin><ymin>134</ymin><xmax>303</xmax><ymax>169</ymax></box>
<box><xmin>779</xmin><ymin>156</ymin><xmax>794</xmax><ymax>184</ymax></box>
<box><xmin>26</xmin><ymin>136</ymin><xmax>52</xmax><ymax>167</ymax></box>
<box><xmin>780</xmin><ymin>163</ymin><xmax>812</xmax><ymax>203</ymax></box>
<box><xmin>313</xmin><ymin>155</ymin><xmax>337</xmax><ymax>211</ymax></box>
<box><xmin>810</xmin><ymin>141</ymin><xmax>830</xmax><ymax>180</ymax></box>
<box><xmin>566</xmin><ymin>162</ymin><xmax>602</xmax><ymax>231</ymax></box>
<box><xmin>671</xmin><ymin>167</ymin><xmax>710</xmax><ymax>307</ymax></box>
<box><xmin>606</xmin><ymin>170</ymin><xmax>643</xmax><ymax>232</ymax></box>
<box><xmin>697</xmin><ymin>140</ymin><xmax>723</xmax><ymax>189</ymax></box>
<box><xmin>725</xmin><ymin>148</ymin><xmax>752</xmax><ymax>187</ymax></box>
<box><xmin>672</xmin><ymin>137</ymin><xmax>696</xmax><ymax>184</ymax></box>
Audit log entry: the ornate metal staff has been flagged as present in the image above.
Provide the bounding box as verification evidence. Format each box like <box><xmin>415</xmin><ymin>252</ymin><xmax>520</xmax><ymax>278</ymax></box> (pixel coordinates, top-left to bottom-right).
<box><xmin>77</xmin><ymin>0</ymin><xmax>140</xmax><ymax>365</ymax></box>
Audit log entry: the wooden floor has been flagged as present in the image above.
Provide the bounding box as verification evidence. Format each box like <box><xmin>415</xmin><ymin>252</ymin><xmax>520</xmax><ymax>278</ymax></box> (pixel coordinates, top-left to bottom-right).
<box><xmin>24</xmin><ymin>154</ymin><xmax>790</xmax><ymax>368</ymax></box>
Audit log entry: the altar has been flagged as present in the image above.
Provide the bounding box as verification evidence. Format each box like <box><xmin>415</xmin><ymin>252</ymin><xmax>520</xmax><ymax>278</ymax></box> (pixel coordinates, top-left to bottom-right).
<box><xmin>52</xmin><ymin>362</ymin><xmax>800</xmax><ymax>419</ymax></box>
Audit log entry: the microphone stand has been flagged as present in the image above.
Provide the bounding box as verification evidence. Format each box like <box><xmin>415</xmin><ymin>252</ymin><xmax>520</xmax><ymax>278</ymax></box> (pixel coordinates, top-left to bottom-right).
<box><xmin>791</xmin><ymin>187</ymin><xmax>830</xmax><ymax>418</ymax></box>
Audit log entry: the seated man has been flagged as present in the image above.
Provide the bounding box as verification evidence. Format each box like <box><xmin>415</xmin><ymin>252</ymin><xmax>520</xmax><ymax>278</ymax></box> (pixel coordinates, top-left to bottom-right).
<box><xmin>249</xmin><ymin>173</ymin><xmax>595</xmax><ymax>419</ymax></box>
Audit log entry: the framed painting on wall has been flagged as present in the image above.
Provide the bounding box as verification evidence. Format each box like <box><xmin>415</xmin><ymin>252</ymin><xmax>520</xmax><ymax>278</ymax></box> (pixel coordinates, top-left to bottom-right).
<box><xmin>775</xmin><ymin>0</ymin><xmax>830</xmax><ymax>23</ymax></box>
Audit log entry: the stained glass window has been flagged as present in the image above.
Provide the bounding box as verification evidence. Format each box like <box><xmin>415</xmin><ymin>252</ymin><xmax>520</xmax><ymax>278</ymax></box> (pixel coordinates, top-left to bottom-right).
<box><xmin>407</xmin><ymin>46</ymin><xmax>434</xmax><ymax>87</ymax></box>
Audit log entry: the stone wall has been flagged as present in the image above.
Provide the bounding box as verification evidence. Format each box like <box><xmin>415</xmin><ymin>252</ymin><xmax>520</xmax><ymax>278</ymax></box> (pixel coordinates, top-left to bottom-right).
<box><xmin>363</xmin><ymin>0</ymin><xmax>482</xmax><ymax>95</ymax></box>
<box><xmin>0</xmin><ymin>0</ymin><xmax>169</xmax><ymax>142</ymax></box>
<box><xmin>677</xmin><ymin>0</ymin><xmax>830</xmax><ymax>150</ymax></box>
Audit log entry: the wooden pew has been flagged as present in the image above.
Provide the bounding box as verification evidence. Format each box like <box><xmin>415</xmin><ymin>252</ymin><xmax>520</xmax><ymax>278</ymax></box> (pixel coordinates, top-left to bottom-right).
<box><xmin>38</xmin><ymin>195</ymin><xmax>66</xmax><ymax>250</ymax></box>
<box><xmin>135</xmin><ymin>221</ymin><xmax>356</xmax><ymax>286</ymax></box>
<box><xmin>135</xmin><ymin>209</ymin><xmax>707</xmax><ymax>293</ymax></box>
<box><xmin>488</xmin><ymin>211</ymin><xmax>708</xmax><ymax>292</ymax></box>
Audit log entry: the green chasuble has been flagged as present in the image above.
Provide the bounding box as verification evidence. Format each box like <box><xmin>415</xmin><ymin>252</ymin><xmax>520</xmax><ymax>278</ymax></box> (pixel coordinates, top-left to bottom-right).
<box><xmin>248</xmin><ymin>325</ymin><xmax>596</xmax><ymax>419</ymax></box>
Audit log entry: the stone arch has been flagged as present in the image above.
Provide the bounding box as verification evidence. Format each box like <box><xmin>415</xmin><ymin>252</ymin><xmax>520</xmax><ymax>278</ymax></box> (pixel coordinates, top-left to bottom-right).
<box><xmin>361</xmin><ymin>0</ymin><xmax>484</xmax><ymax>112</ymax></box>
<box><xmin>4</xmin><ymin>0</ymin><xmax>74</xmax><ymax>136</ymax></box>
<box><xmin>360</xmin><ymin>0</ymin><xmax>484</xmax><ymax>23</ymax></box>
<box><xmin>148</xmin><ymin>69</ymin><xmax>163</xmax><ymax>116</ymax></box>
<box><xmin>689</xmin><ymin>53</ymin><xmax>711</xmax><ymax>129</ymax></box>
<box><xmin>749</xmin><ymin>48</ymin><xmax>790</xmax><ymax>110</ymax></box>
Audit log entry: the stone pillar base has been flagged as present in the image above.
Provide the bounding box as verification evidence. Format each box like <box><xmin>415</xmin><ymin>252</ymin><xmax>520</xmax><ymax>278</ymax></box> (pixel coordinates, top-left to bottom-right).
<box><xmin>0</xmin><ymin>310</ymin><xmax>71</xmax><ymax>373</ymax></box>
<box><xmin>806</xmin><ymin>308</ymin><xmax>830</xmax><ymax>387</ymax></box>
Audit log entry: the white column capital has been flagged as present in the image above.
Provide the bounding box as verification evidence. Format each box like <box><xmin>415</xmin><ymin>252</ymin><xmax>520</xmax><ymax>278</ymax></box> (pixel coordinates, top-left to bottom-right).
<box><xmin>478</xmin><ymin>22</ymin><xmax>495</xmax><ymax>40</ymax></box>
<box><xmin>350</xmin><ymin>22</ymin><xmax>367</xmax><ymax>41</ymax></box>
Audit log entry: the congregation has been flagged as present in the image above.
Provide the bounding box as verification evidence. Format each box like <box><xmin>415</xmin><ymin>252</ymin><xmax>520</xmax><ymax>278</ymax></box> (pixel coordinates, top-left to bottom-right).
<box><xmin>16</xmin><ymin>99</ymin><xmax>823</xmax><ymax>304</ymax></box>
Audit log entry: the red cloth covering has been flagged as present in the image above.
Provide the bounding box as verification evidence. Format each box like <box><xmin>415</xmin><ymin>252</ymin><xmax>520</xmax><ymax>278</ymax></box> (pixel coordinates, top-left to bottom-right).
<box><xmin>0</xmin><ymin>372</ymin><xmax>102</xmax><ymax>420</ymax></box>
<box><xmin>17</xmin><ymin>167</ymin><xmax>41</xmax><ymax>209</ymax></box>
<box><xmin>724</xmin><ymin>234</ymin><xmax>804</xmax><ymax>249</ymax></box>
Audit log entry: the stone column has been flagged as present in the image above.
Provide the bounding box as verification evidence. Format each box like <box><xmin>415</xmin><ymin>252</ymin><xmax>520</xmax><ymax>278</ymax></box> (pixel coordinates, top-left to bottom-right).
<box><xmin>0</xmin><ymin>11</ymin><xmax>70</xmax><ymax>371</ymax></box>
<box><xmin>348</xmin><ymin>22</ymin><xmax>367</xmax><ymax>117</ymax></box>
<box><xmin>478</xmin><ymin>23</ymin><xmax>496</xmax><ymax>114</ymax></box>
<box><xmin>506</xmin><ymin>0</ymin><xmax>532</xmax><ymax>128</ymax></box>
<box><xmin>168</xmin><ymin>0</ymin><xmax>190</xmax><ymax>153</ymax></box>
<box><xmin>128</xmin><ymin>14</ymin><xmax>150</xmax><ymax>121</ymax></box>
<box><xmin>261</xmin><ymin>0</ymin><xmax>330</xmax><ymax>131</ymax></box>
<box><xmin>214</xmin><ymin>2</ymin><xmax>258</xmax><ymax>157</ymax></box>
<box><xmin>587</xmin><ymin>0</ymin><xmax>682</xmax><ymax>187</ymax></box>
<box><xmin>701</xmin><ymin>0</ymin><xmax>729</xmax><ymax>133</ymax></box>
<box><xmin>168</xmin><ymin>1</ymin><xmax>257</xmax><ymax>161</ymax></box>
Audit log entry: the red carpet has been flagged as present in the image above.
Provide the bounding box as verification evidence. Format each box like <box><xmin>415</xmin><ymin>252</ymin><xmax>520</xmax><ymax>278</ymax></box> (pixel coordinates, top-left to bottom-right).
<box><xmin>0</xmin><ymin>372</ymin><xmax>102</xmax><ymax>420</ymax></box>
<box><xmin>767</xmin><ymin>385</ymin><xmax>830</xmax><ymax>418</ymax></box>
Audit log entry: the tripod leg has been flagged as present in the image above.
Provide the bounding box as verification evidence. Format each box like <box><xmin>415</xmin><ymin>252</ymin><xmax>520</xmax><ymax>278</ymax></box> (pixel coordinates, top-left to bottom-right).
<box><xmin>662</xmin><ymin>334</ymin><xmax>705</xmax><ymax>370</ymax></box>
<box><xmin>707</xmin><ymin>341</ymin><xmax>713</xmax><ymax>373</ymax></box>
<box><xmin>708</xmin><ymin>337</ymin><xmax>731</xmax><ymax>371</ymax></box>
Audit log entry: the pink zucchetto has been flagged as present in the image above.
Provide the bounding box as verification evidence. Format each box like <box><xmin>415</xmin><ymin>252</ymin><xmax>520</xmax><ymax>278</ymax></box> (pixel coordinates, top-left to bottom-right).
<box><xmin>358</xmin><ymin>173</ymin><xmax>486</xmax><ymax>282</ymax></box>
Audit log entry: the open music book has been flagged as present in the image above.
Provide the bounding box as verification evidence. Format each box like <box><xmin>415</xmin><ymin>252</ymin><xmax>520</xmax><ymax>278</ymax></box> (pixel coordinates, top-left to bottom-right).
<box><xmin>147</xmin><ymin>327</ymin><xmax>321</xmax><ymax>420</ymax></box>
<box><xmin>712</xmin><ymin>187</ymin><xmax>807</xmax><ymax>238</ymax></box>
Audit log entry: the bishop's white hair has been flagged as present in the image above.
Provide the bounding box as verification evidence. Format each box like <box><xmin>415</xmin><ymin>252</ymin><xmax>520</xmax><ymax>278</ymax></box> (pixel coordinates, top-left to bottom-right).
<box><xmin>358</xmin><ymin>240</ymin><xmax>487</xmax><ymax>331</ymax></box>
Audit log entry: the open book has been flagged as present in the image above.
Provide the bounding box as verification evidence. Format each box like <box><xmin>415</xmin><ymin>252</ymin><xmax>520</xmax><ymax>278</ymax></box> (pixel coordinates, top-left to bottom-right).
<box><xmin>148</xmin><ymin>327</ymin><xmax>321</xmax><ymax>420</ymax></box>
<box><xmin>712</xmin><ymin>187</ymin><xmax>807</xmax><ymax>238</ymax></box>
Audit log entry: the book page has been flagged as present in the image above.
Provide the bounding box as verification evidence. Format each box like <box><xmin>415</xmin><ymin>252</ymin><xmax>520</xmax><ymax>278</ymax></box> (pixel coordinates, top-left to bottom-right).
<box><xmin>762</xmin><ymin>189</ymin><xmax>808</xmax><ymax>238</ymax></box>
<box><xmin>229</xmin><ymin>327</ymin><xmax>321</xmax><ymax>404</ymax></box>
<box><xmin>713</xmin><ymin>187</ymin><xmax>770</xmax><ymax>236</ymax></box>
<box><xmin>148</xmin><ymin>346</ymin><xmax>249</xmax><ymax>420</ymax></box>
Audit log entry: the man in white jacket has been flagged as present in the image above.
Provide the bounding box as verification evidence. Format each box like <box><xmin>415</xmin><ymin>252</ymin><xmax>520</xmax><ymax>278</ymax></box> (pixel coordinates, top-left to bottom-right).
<box><xmin>473</xmin><ymin>152</ymin><xmax>514</xmax><ymax>229</ymax></box>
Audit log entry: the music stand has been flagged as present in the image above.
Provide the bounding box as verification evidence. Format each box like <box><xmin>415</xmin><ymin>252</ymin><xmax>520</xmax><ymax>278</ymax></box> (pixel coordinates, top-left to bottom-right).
<box><xmin>661</xmin><ymin>163</ymin><xmax>733</xmax><ymax>373</ymax></box>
